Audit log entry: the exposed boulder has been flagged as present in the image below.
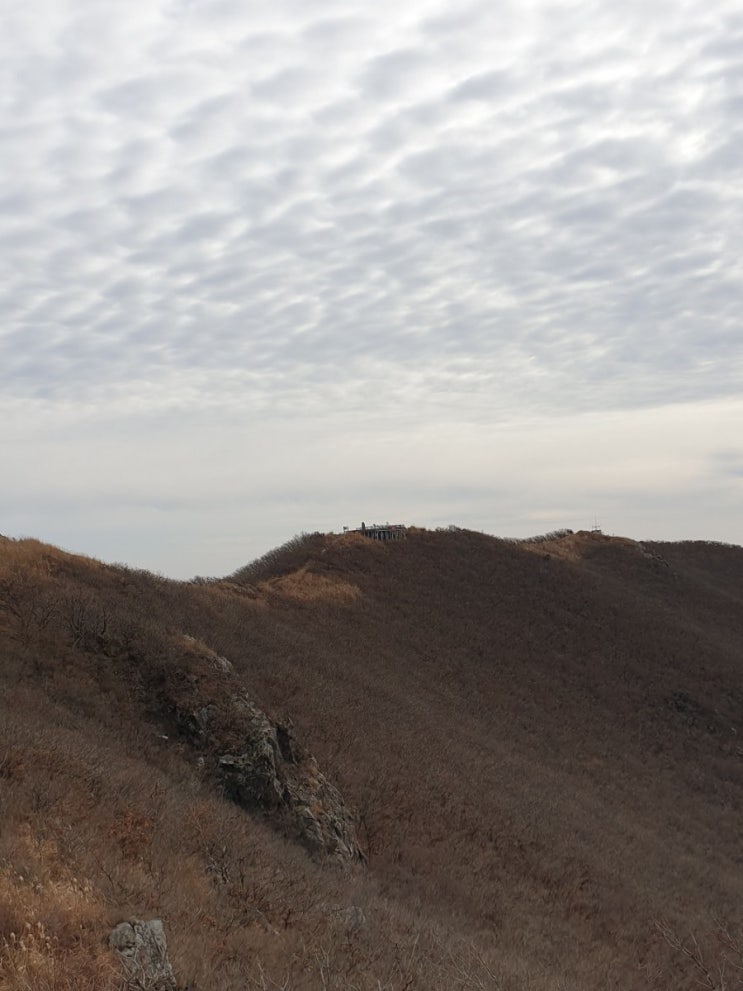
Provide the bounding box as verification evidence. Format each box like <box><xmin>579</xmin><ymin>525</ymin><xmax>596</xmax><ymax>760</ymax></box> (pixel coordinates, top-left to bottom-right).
<box><xmin>109</xmin><ymin>919</ymin><xmax>176</xmax><ymax>991</ymax></box>
<box><xmin>282</xmin><ymin>751</ymin><xmax>364</xmax><ymax>863</ymax></box>
<box><xmin>187</xmin><ymin>694</ymin><xmax>364</xmax><ymax>863</ymax></box>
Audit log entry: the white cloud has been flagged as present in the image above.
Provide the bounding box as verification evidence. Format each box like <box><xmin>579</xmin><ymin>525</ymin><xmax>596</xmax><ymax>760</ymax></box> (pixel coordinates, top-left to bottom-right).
<box><xmin>1</xmin><ymin>0</ymin><xmax>742</xmax><ymax>573</ymax></box>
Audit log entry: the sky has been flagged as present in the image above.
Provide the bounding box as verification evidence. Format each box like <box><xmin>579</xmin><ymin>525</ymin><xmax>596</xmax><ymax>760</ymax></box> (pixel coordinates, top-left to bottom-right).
<box><xmin>2</xmin><ymin>0</ymin><xmax>742</xmax><ymax>578</ymax></box>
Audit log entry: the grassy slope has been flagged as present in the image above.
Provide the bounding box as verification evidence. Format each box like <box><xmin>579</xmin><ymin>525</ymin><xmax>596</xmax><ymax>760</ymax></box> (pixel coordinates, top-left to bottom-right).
<box><xmin>1</xmin><ymin>529</ymin><xmax>742</xmax><ymax>990</ymax></box>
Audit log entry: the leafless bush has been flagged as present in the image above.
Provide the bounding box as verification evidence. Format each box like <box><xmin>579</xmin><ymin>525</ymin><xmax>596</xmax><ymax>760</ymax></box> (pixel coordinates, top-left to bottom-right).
<box><xmin>0</xmin><ymin>566</ymin><xmax>57</xmax><ymax>643</ymax></box>
<box><xmin>3</xmin><ymin>528</ymin><xmax>743</xmax><ymax>991</ymax></box>
<box><xmin>231</xmin><ymin>533</ymin><xmax>327</xmax><ymax>584</ymax></box>
<box><xmin>656</xmin><ymin>920</ymin><xmax>743</xmax><ymax>991</ymax></box>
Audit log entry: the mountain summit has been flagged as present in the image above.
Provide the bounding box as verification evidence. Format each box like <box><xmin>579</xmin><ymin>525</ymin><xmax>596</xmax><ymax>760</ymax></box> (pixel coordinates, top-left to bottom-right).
<box><xmin>1</xmin><ymin>528</ymin><xmax>742</xmax><ymax>990</ymax></box>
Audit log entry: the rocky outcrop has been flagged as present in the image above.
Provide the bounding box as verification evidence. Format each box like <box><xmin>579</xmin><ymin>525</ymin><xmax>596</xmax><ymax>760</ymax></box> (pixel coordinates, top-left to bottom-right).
<box><xmin>181</xmin><ymin>694</ymin><xmax>364</xmax><ymax>864</ymax></box>
<box><xmin>109</xmin><ymin>919</ymin><xmax>176</xmax><ymax>991</ymax></box>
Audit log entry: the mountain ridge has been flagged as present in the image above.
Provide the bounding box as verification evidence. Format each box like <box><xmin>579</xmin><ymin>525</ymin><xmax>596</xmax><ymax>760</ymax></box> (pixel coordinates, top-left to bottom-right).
<box><xmin>1</xmin><ymin>527</ymin><xmax>742</xmax><ymax>990</ymax></box>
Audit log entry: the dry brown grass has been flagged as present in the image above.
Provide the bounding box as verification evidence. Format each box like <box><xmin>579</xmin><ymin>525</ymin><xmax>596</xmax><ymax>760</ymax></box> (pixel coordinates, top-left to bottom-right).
<box><xmin>262</xmin><ymin>568</ymin><xmax>362</xmax><ymax>605</ymax></box>
<box><xmin>1</xmin><ymin>529</ymin><xmax>742</xmax><ymax>989</ymax></box>
<box><xmin>520</xmin><ymin>527</ymin><xmax>641</xmax><ymax>562</ymax></box>
<box><xmin>0</xmin><ymin>825</ymin><xmax>118</xmax><ymax>991</ymax></box>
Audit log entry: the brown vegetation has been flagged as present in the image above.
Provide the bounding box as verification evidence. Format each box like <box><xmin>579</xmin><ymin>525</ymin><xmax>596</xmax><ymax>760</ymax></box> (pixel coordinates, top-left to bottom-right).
<box><xmin>1</xmin><ymin>527</ymin><xmax>742</xmax><ymax>989</ymax></box>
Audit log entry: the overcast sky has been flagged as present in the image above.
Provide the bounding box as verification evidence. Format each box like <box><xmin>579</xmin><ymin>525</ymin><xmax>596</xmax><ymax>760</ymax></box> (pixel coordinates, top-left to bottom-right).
<box><xmin>2</xmin><ymin>0</ymin><xmax>742</xmax><ymax>577</ymax></box>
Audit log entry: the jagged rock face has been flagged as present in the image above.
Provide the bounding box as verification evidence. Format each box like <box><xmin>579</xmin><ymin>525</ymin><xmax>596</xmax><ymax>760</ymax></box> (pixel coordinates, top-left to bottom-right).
<box><xmin>281</xmin><ymin>751</ymin><xmax>364</xmax><ymax>863</ymax></box>
<box><xmin>186</xmin><ymin>695</ymin><xmax>364</xmax><ymax>864</ymax></box>
<box><xmin>218</xmin><ymin>699</ymin><xmax>289</xmax><ymax>809</ymax></box>
<box><xmin>109</xmin><ymin>919</ymin><xmax>176</xmax><ymax>991</ymax></box>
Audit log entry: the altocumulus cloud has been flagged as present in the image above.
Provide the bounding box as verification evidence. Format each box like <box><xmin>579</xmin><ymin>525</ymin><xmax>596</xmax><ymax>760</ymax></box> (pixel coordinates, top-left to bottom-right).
<box><xmin>1</xmin><ymin>0</ymin><xmax>742</xmax><ymax>575</ymax></box>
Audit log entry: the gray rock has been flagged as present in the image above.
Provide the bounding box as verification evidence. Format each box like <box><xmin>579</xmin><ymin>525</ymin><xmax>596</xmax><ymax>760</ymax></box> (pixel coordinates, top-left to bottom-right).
<box><xmin>109</xmin><ymin>919</ymin><xmax>176</xmax><ymax>991</ymax></box>
<box><xmin>283</xmin><ymin>760</ymin><xmax>364</xmax><ymax>863</ymax></box>
<box><xmin>175</xmin><ymin>680</ymin><xmax>363</xmax><ymax>863</ymax></box>
<box><xmin>213</xmin><ymin>654</ymin><xmax>232</xmax><ymax>672</ymax></box>
<box><xmin>219</xmin><ymin>741</ymin><xmax>284</xmax><ymax>809</ymax></box>
<box><xmin>213</xmin><ymin>697</ymin><xmax>363</xmax><ymax>862</ymax></box>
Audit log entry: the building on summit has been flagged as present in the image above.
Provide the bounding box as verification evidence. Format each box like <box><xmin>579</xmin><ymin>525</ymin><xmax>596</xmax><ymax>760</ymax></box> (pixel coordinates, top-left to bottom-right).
<box><xmin>344</xmin><ymin>522</ymin><xmax>407</xmax><ymax>541</ymax></box>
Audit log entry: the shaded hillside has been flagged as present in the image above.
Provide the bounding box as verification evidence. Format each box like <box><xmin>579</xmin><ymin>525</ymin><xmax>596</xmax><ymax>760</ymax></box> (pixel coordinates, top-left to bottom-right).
<box><xmin>1</xmin><ymin>529</ymin><xmax>742</xmax><ymax>990</ymax></box>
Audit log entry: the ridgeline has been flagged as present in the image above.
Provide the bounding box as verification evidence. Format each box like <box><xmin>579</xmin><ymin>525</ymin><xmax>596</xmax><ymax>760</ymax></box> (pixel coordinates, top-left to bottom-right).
<box><xmin>1</xmin><ymin>527</ymin><xmax>742</xmax><ymax>990</ymax></box>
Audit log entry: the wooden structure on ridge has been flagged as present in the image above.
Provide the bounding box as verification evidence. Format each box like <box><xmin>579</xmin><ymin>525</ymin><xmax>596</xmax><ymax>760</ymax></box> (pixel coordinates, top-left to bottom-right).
<box><xmin>345</xmin><ymin>522</ymin><xmax>407</xmax><ymax>541</ymax></box>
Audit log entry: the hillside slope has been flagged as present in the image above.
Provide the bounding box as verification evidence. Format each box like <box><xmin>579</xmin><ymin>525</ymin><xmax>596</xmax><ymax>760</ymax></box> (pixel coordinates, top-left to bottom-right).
<box><xmin>1</xmin><ymin>528</ymin><xmax>742</xmax><ymax>990</ymax></box>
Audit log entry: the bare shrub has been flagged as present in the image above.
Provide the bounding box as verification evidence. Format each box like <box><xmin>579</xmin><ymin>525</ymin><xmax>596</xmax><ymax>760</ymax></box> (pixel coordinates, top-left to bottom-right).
<box><xmin>0</xmin><ymin>565</ymin><xmax>57</xmax><ymax>644</ymax></box>
<box><xmin>230</xmin><ymin>532</ymin><xmax>327</xmax><ymax>584</ymax></box>
<box><xmin>656</xmin><ymin>920</ymin><xmax>743</xmax><ymax>991</ymax></box>
<box><xmin>2</xmin><ymin>528</ymin><xmax>743</xmax><ymax>990</ymax></box>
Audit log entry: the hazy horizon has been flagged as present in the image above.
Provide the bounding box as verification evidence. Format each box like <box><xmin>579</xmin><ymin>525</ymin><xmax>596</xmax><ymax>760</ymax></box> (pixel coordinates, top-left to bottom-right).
<box><xmin>3</xmin><ymin>0</ymin><xmax>742</xmax><ymax>578</ymax></box>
